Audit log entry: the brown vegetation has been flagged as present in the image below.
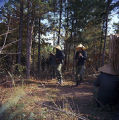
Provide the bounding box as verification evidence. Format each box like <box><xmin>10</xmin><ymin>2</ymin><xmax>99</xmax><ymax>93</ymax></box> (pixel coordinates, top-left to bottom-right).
<box><xmin>0</xmin><ymin>74</ymin><xmax>117</xmax><ymax>120</ymax></box>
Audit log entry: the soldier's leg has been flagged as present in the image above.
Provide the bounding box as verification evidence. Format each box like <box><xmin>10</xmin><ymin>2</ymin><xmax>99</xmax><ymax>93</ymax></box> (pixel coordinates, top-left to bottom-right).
<box><xmin>75</xmin><ymin>66</ymin><xmax>80</xmax><ymax>86</ymax></box>
<box><xmin>56</xmin><ymin>64</ymin><xmax>59</xmax><ymax>79</ymax></box>
<box><xmin>50</xmin><ymin>65</ymin><xmax>53</xmax><ymax>79</ymax></box>
<box><xmin>56</xmin><ymin>64</ymin><xmax>63</xmax><ymax>84</ymax></box>
<box><xmin>79</xmin><ymin>65</ymin><xmax>85</xmax><ymax>83</ymax></box>
<box><xmin>52</xmin><ymin>65</ymin><xmax>56</xmax><ymax>78</ymax></box>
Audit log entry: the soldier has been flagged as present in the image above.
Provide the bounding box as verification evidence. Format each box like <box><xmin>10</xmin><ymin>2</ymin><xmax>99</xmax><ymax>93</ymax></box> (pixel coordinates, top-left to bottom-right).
<box><xmin>75</xmin><ymin>44</ymin><xmax>87</xmax><ymax>86</ymax></box>
<box><xmin>49</xmin><ymin>52</ymin><xmax>56</xmax><ymax>79</ymax></box>
<box><xmin>41</xmin><ymin>56</ymin><xmax>45</xmax><ymax>72</ymax></box>
<box><xmin>55</xmin><ymin>45</ymin><xmax>65</xmax><ymax>85</ymax></box>
<box><xmin>94</xmin><ymin>35</ymin><xmax>119</xmax><ymax>107</ymax></box>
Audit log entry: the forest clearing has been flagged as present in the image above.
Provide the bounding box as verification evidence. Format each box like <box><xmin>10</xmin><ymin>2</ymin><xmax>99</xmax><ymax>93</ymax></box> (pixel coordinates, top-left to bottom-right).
<box><xmin>0</xmin><ymin>73</ymin><xmax>116</xmax><ymax>120</ymax></box>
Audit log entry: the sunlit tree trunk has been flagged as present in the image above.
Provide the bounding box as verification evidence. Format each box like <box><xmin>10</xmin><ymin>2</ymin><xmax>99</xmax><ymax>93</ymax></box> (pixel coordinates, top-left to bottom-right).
<box><xmin>26</xmin><ymin>0</ymin><xmax>34</xmax><ymax>79</ymax></box>
<box><xmin>38</xmin><ymin>18</ymin><xmax>41</xmax><ymax>77</ymax></box>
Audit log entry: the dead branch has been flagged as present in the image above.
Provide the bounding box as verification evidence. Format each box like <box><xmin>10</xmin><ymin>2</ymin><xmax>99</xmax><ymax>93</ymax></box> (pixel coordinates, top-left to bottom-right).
<box><xmin>2</xmin><ymin>39</ymin><xmax>19</xmax><ymax>49</ymax></box>
<box><xmin>0</xmin><ymin>17</ymin><xmax>11</xmax><ymax>53</ymax></box>
<box><xmin>0</xmin><ymin>39</ymin><xmax>21</xmax><ymax>55</ymax></box>
<box><xmin>0</xmin><ymin>40</ymin><xmax>20</xmax><ymax>55</ymax></box>
<box><xmin>36</xmin><ymin>102</ymin><xmax>89</xmax><ymax>120</ymax></box>
<box><xmin>0</xmin><ymin>28</ymin><xmax>17</xmax><ymax>37</ymax></box>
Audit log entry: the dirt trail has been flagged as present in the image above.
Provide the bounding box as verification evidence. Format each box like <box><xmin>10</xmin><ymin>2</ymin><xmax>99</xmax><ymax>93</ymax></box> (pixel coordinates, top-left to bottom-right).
<box><xmin>33</xmin><ymin>76</ymin><xmax>113</xmax><ymax>120</ymax></box>
<box><xmin>0</xmin><ymin>75</ymin><xmax>115</xmax><ymax>120</ymax></box>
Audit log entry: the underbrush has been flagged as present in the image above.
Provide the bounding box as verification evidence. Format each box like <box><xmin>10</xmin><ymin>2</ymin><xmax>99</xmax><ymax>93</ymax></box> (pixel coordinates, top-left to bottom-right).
<box><xmin>0</xmin><ymin>77</ymin><xmax>116</xmax><ymax>120</ymax></box>
<box><xmin>0</xmin><ymin>85</ymin><xmax>87</xmax><ymax>120</ymax></box>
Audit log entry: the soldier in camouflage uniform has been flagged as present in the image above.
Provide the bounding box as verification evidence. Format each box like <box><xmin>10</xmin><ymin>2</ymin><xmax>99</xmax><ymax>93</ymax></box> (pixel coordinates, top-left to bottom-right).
<box><xmin>75</xmin><ymin>44</ymin><xmax>87</xmax><ymax>86</ymax></box>
<box><xmin>55</xmin><ymin>45</ymin><xmax>65</xmax><ymax>85</ymax></box>
<box><xmin>49</xmin><ymin>52</ymin><xmax>56</xmax><ymax>79</ymax></box>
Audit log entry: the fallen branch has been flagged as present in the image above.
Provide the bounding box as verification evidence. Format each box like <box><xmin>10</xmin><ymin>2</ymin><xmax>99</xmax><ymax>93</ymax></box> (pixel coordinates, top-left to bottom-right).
<box><xmin>36</xmin><ymin>102</ymin><xmax>89</xmax><ymax>120</ymax></box>
<box><xmin>0</xmin><ymin>81</ymin><xmax>13</xmax><ymax>86</ymax></box>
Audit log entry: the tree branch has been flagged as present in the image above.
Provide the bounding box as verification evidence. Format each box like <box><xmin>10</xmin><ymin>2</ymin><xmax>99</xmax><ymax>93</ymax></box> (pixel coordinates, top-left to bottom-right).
<box><xmin>0</xmin><ymin>17</ymin><xmax>11</xmax><ymax>53</ymax></box>
<box><xmin>0</xmin><ymin>52</ymin><xmax>20</xmax><ymax>55</ymax></box>
<box><xmin>2</xmin><ymin>39</ymin><xmax>20</xmax><ymax>49</ymax></box>
<box><xmin>36</xmin><ymin>102</ymin><xmax>89</xmax><ymax>120</ymax></box>
<box><xmin>109</xmin><ymin>1</ymin><xmax>119</xmax><ymax>11</ymax></box>
<box><xmin>0</xmin><ymin>28</ymin><xmax>17</xmax><ymax>37</ymax></box>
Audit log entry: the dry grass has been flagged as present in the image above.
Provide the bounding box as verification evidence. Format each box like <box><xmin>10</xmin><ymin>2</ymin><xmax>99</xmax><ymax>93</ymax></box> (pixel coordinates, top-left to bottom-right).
<box><xmin>0</xmin><ymin>76</ymin><xmax>117</xmax><ymax>120</ymax></box>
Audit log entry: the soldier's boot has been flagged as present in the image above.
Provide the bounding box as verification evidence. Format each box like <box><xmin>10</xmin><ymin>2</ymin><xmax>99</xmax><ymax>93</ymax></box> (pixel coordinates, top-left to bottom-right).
<box><xmin>76</xmin><ymin>81</ymin><xmax>80</xmax><ymax>86</ymax></box>
<box><xmin>57</xmin><ymin>77</ymin><xmax>63</xmax><ymax>85</ymax></box>
<box><xmin>80</xmin><ymin>75</ymin><xmax>83</xmax><ymax>83</ymax></box>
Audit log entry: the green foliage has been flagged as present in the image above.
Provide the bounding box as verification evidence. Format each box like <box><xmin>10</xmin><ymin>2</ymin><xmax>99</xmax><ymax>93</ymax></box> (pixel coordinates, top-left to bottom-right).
<box><xmin>0</xmin><ymin>0</ymin><xmax>118</xmax><ymax>74</ymax></box>
<box><xmin>113</xmin><ymin>22</ymin><xmax>119</xmax><ymax>34</ymax></box>
<box><xmin>13</xmin><ymin>64</ymin><xmax>26</xmax><ymax>74</ymax></box>
<box><xmin>40</xmin><ymin>44</ymin><xmax>53</xmax><ymax>57</ymax></box>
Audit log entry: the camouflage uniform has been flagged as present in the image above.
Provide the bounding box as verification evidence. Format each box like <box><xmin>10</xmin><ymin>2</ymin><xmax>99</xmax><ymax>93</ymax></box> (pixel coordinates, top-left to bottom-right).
<box><xmin>75</xmin><ymin>50</ymin><xmax>87</xmax><ymax>86</ymax></box>
<box><xmin>56</xmin><ymin>63</ymin><xmax>63</xmax><ymax>84</ymax></box>
<box><xmin>49</xmin><ymin>53</ymin><xmax>56</xmax><ymax>79</ymax></box>
<box><xmin>55</xmin><ymin>47</ymin><xmax>65</xmax><ymax>85</ymax></box>
<box><xmin>75</xmin><ymin>65</ymin><xmax>85</xmax><ymax>83</ymax></box>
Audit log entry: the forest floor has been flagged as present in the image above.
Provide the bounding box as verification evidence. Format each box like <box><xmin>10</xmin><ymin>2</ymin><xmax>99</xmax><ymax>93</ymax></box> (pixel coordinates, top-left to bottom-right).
<box><xmin>0</xmin><ymin>72</ymin><xmax>118</xmax><ymax>120</ymax></box>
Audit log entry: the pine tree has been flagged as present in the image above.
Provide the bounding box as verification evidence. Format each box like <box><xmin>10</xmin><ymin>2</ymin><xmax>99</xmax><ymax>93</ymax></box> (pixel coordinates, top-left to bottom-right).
<box><xmin>18</xmin><ymin>0</ymin><xmax>23</xmax><ymax>64</ymax></box>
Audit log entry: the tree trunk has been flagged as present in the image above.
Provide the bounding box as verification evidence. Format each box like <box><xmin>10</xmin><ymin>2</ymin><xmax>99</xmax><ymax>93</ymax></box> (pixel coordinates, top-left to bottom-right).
<box><xmin>32</xmin><ymin>6</ymin><xmax>36</xmax><ymax>75</ymax></box>
<box><xmin>18</xmin><ymin>0</ymin><xmax>23</xmax><ymax>64</ymax></box>
<box><xmin>99</xmin><ymin>19</ymin><xmax>104</xmax><ymax>67</ymax></box>
<box><xmin>26</xmin><ymin>0</ymin><xmax>33</xmax><ymax>79</ymax></box>
<box><xmin>72</xmin><ymin>10</ymin><xmax>77</xmax><ymax>73</ymax></box>
<box><xmin>102</xmin><ymin>0</ymin><xmax>112</xmax><ymax>65</ymax></box>
<box><xmin>57</xmin><ymin>0</ymin><xmax>62</xmax><ymax>45</ymax></box>
<box><xmin>67</xmin><ymin>18</ymin><xmax>73</xmax><ymax>71</ymax></box>
<box><xmin>38</xmin><ymin>18</ymin><xmax>41</xmax><ymax>77</ymax></box>
<box><xmin>64</xmin><ymin>0</ymin><xmax>69</xmax><ymax>70</ymax></box>
<box><xmin>32</xmin><ymin>35</ymin><xmax>35</xmax><ymax>73</ymax></box>
<box><xmin>53</xmin><ymin>1</ymin><xmax>56</xmax><ymax>46</ymax></box>
<box><xmin>67</xmin><ymin>44</ymin><xmax>71</xmax><ymax>70</ymax></box>
<box><xmin>72</xmin><ymin>21</ymin><xmax>75</xmax><ymax>73</ymax></box>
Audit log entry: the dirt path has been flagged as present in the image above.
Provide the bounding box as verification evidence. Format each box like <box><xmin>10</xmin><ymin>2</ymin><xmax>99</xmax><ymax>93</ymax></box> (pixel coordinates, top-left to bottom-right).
<box><xmin>0</xmin><ymin>76</ymin><xmax>115</xmax><ymax>120</ymax></box>
<box><xmin>36</xmin><ymin>77</ymin><xmax>113</xmax><ymax>120</ymax></box>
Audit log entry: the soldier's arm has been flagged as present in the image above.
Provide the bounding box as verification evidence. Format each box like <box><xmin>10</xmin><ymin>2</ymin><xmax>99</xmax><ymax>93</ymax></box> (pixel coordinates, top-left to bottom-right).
<box><xmin>82</xmin><ymin>51</ymin><xmax>87</xmax><ymax>60</ymax></box>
